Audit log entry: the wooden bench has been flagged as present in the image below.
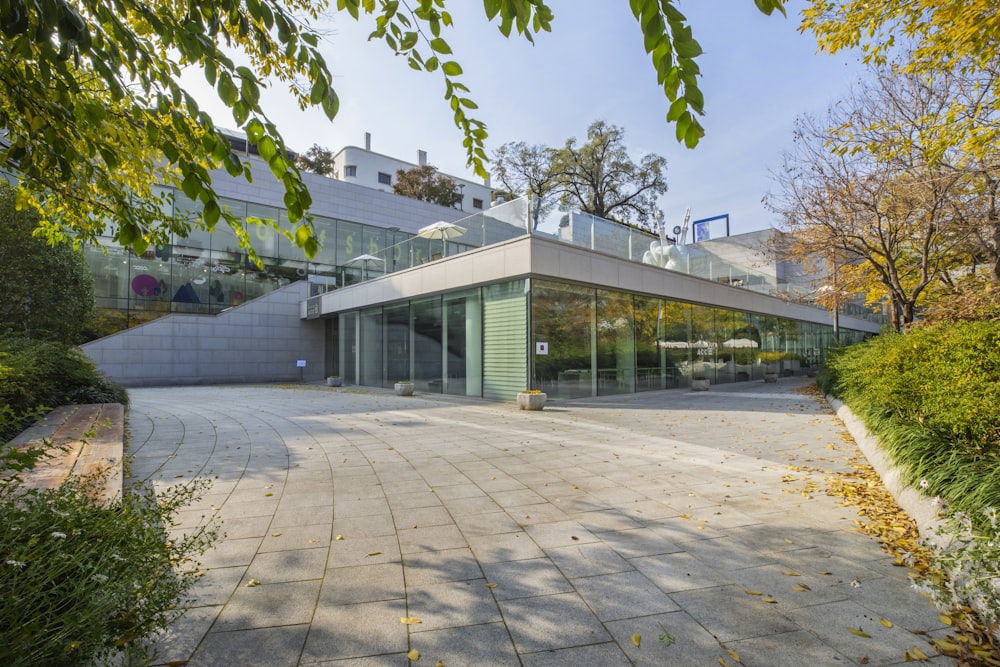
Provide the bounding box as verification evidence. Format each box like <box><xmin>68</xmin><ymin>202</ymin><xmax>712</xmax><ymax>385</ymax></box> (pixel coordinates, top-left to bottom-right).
<box><xmin>7</xmin><ymin>403</ymin><xmax>124</xmax><ymax>505</ymax></box>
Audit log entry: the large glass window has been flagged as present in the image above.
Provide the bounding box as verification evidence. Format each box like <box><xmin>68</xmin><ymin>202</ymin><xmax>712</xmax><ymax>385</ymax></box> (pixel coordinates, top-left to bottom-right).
<box><xmin>384</xmin><ymin>303</ymin><xmax>410</xmax><ymax>387</ymax></box>
<box><xmin>360</xmin><ymin>307</ymin><xmax>383</xmax><ymax>387</ymax></box>
<box><xmin>412</xmin><ymin>297</ymin><xmax>443</xmax><ymax>392</ymax></box>
<box><xmin>596</xmin><ymin>289</ymin><xmax>635</xmax><ymax>395</ymax></box>
<box><xmin>532</xmin><ymin>280</ymin><xmax>594</xmax><ymax>399</ymax></box>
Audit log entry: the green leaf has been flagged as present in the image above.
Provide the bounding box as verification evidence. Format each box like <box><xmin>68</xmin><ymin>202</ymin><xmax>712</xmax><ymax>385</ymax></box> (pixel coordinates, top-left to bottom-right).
<box><xmin>245</xmin><ymin>118</ymin><xmax>265</xmax><ymax>143</ymax></box>
<box><xmin>429</xmin><ymin>37</ymin><xmax>452</xmax><ymax>54</ymax></box>
<box><xmin>674</xmin><ymin>37</ymin><xmax>702</xmax><ymax>59</ymax></box>
<box><xmin>202</xmin><ymin>200</ymin><xmax>220</xmax><ymax>227</ymax></box>
<box><xmin>218</xmin><ymin>72</ymin><xmax>239</xmax><ymax>106</ymax></box>
<box><xmin>442</xmin><ymin>61</ymin><xmax>462</xmax><ymax>76</ymax></box>
<box><xmin>666</xmin><ymin>98</ymin><xmax>686</xmax><ymax>122</ymax></box>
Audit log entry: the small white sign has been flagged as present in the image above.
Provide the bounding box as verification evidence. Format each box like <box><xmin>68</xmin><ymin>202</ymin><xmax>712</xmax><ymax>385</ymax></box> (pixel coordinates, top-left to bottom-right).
<box><xmin>536</xmin><ymin>342</ymin><xmax>549</xmax><ymax>355</ymax></box>
<box><xmin>296</xmin><ymin>360</ymin><xmax>307</xmax><ymax>368</ymax></box>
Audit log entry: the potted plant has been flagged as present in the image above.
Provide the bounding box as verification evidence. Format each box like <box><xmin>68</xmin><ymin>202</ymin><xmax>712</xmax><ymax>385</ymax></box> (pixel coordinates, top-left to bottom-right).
<box><xmin>326</xmin><ymin>375</ymin><xmax>342</xmax><ymax>387</ymax></box>
<box><xmin>517</xmin><ymin>389</ymin><xmax>547</xmax><ymax>410</ymax></box>
<box><xmin>691</xmin><ymin>376</ymin><xmax>710</xmax><ymax>391</ymax></box>
<box><xmin>759</xmin><ymin>351</ymin><xmax>784</xmax><ymax>383</ymax></box>
<box><xmin>394</xmin><ymin>380</ymin><xmax>414</xmax><ymax>396</ymax></box>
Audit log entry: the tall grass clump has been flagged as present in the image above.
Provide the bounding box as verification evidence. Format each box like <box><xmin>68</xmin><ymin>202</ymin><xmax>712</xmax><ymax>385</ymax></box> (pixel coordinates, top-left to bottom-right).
<box><xmin>0</xmin><ymin>466</ymin><xmax>218</xmax><ymax>666</ymax></box>
<box><xmin>0</xmin><ymin>338</ymin><xmax>128</xmax><ymax>441</ymax></box>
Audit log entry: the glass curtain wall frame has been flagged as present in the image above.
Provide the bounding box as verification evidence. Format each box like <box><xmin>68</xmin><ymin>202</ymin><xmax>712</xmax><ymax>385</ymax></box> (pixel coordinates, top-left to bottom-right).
<box><xmin>411</xmin><ymin>297</ymin><xmax>444</xmax><ymax>393</ymax></box>
<box><xmin>360</xmin><ymin>307</ymin><xmax>384</xmax><ymax>387</ymax></box>
<box><xmin>596</xmin><ymin>288</ymin><xmax>635</xmax><ymax>396</ymax></box>
<box><xmin>530</xmin><ymin>280</ymin><xmax>595</xmax><ymax>399</ymax></box>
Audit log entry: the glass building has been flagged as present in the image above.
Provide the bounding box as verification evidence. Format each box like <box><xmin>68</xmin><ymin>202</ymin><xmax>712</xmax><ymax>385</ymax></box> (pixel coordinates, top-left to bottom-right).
<box><xmin>313</xmin><ymin>199</ymin><xmax>878</xmax><ymax>401</ymax></box>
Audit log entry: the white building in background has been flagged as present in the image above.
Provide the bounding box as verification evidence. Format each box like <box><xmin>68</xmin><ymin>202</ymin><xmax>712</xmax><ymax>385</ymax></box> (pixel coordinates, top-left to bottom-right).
<box><xmin>331</xmin><ymin>132</ymin><xmax>494</xmax><ymax>212</ymax></box>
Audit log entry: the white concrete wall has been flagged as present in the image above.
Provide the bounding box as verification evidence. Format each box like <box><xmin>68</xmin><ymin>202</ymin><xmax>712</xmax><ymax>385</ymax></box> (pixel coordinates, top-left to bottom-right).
<box><xmin>331</xmin><ymin>145</ymin><xmax>494</xmax><ymax>212</ymax></box>
<box><xmin>84</xmin><ymin>282</ymin><xmax>326</xmax><ymax>387</ymax></box>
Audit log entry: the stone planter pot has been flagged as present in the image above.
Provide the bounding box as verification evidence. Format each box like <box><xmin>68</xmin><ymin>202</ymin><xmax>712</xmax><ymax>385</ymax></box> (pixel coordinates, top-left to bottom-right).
<box><xmin>691</xmin><ymin>378</ymin><xmax>710</xmax><ymax>391</ymax></box>
<box><xmin>517</xmin><ymin>392</ymin><xmax>547</xmax><ymax>410</ymax></box>
<box><xmin>394</xmin><ymin>382</ymin><xmax>414</xmax><ymax>396</ymax></box>
<box><xmin>326</xmin><ymin>376</ymin><xmax>342</xmax><ymax>387</ymax></box>
<box><xmin>763</xmin><ymin>373</ymin><xmax>779</xmax><ymax>383</ymax></box>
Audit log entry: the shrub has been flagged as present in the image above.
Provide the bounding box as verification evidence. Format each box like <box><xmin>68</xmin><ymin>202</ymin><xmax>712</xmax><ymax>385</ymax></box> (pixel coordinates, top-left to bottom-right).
<box><xmin>0</xmin><ymin>470</ymin><xmax>218</xmax><ymax>666</ymax></box>
<box><xmin>0</xmin><ymin>338</ymin><xmax>127</xmax><ymax>441</ymax></box>
<box><xmin>822</xmin><ymin>322</ymin><xmax>1000</xmax><ymax>624</ymax></box>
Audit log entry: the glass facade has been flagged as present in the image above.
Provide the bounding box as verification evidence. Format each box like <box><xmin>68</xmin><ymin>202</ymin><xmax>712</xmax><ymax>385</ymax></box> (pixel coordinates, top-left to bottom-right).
<box><xmin>330</xmin><ymin>277</ymin><xmax>868</xmax><ymax>401</ymax></box>
<box><xmin>83</xmin><ymin>184</ymin><xmax>480</xmax><ymax>332</ymax></box>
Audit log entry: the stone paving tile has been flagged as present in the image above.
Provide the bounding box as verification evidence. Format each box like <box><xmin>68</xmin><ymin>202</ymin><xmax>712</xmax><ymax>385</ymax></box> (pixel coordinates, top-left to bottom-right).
<box><xmin>523</xmin><ymin>520</ymin><xmax>599</xmax><ymax>548</ymax></box>
<box><xmin>397</xmin><ymin>524</ymin><xmax>467</xmax><ymax>554</ymax></box>
<box><xmin>520</xmin><ymin>642</ymin><xmax>633</xmax><ymax>666</ymax></box>
<box><xmin>326</xmin><ymin>536</ymin><xmax>401</xmax><ymax>568</ymax></box>
<box><xmin>452</xmin><ymin>511</ymin><xmax>523</xmax><ymax>538</ymax></box>
<box><xmin>185</xmin><ymin>565</ymin><xmax>246</xmax><ymax>607</ymax></box>
<box><xmin>498</xmin><ymin>592</ymin><xmax>612</xmax><ymax>654</ymax></box>
<box><xmin>467</xmin><ymin>531</ymin><xmax>546</xmax><ymax>563</ymax></box>
<box><xmin>668</xmin><ymin>584</ymin><xmax>800</xmax><ymax>642</ymax></box>
<box><xmin>631</xmin><ymin>551</ymin><xmax>736</xmax><ymax>593</ymax></box>
<box><xmin>213</xmin><ymin>579</ymin><xmax>322</xmax><ymax>631</ymax></box>
<box><xmin>148</xmin><ymin>604</ymin><xmax>221</xmax><ymax>665</ymax></box>
<box><xmin>190</xmin><ymin>624</ymin><xmax>310</xmax><ymax>667</ymax></box>
<box><xmin>402</xmin><ymin>547</ymin><xmax>484</xmax><ymax>586</ymax></box>
<box><xmin>319</xmin><ymin>563</ymin><xmax>404</xmax><ymax>605</ymax></box>
<box><xmin>479</xmin><ymin>557</ymin><xmax>574</xmax><ymax>602</ymax></box>
<box><xmin>257</xmin><ymin>524</ymin><xmax>332</xmax><ymax>552</ymax></box>
<box><xmin>572</xmin><ymin>570</ymin><xmax>680</xmax><ymax>621</ymax></box>
<box><xmin>128</xmin><ymin>383</ymin><xmax>952</xmax><ymax>666</ymax></box>
<box><xmin>300</xmin><ymin>599</ymin><xmax>408</xmax><ymax>663</ymax></box>
<box><xmin>726</xmin><ymin>630</ymin><xmax>854</xmax><ymax>667</ymax></box>
<box><xmin>545</xmin><ymin>542</ymin><xmax>635</xmax><ymax>579</ymax></box>
<box><xmin>604</xmin><ymin>609</ymin><xmax>742</xmax><ymax>665</ymax></box>
<box><xmin>784</xmin><ymin>599</ymin><xmax>941</xmax><ymax>665</ymax></box>
<box><xmin>596</xmin><ymin>526</ymin><xmax>683</xmax><ymax>559</ymax></box>
<box><xmin>406</xmin><ymin>622</ymin><xmax>519</xmax><ymax>666</ymax></box>
<box><xmin>406</xmin><ymin>578</ymin><xmax>502</xmax><ymax>631</ymax></box>
<box><xmin>243</xmin><ymin>548</ymin><xmax>329</xmax><ymax>584</ymax></box>
<box><xmin>331</xmin><ymin>515</ymin><xmax>397</xmax><ymax>539</ymax></box>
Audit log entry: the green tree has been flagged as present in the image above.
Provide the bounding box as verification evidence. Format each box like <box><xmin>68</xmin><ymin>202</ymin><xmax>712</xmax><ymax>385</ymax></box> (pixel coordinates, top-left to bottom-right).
<box><xmin>0</xmin><ymin>184</ymin><xmax>93</xmax><ymax>344</ymax></box>
<box><xmin>551</xmin><ymin>120</ymin><xmax>669</xmax><ymax>229</ymax></box>
<box><xmin>393</xmin><ymin>165</ymin><xmax>459</xmax><ymax>207</ymax></box>
<box><xmin>492</xmin><ymin>141</ymin><xmax>558</xmax><ymax>229</ymax></box>
<box><xmin>0</xmin><ymin>0</ymin><xmax>785</xmax><ymax>259</ymax></box>
<box><xmin>295</xmin><ymin>144</ymin><xmax>338</xmax><ymax>177</ymax></box>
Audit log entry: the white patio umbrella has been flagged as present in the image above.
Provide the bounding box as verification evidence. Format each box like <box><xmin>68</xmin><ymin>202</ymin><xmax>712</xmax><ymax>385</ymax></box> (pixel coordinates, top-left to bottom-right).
<box><xmin>344</xmin><ymin>253</ymin><xmax>383</xmax><ymax>280</ymax></box>
<box><xmin>417</xmin><ymin>220</ymin><xmax>466</xmax><ymax>257</ymax></box>
<box><xmin>721</xmin><ymin>338</ymin><xmax>758</xmax><ymax>349</ymax></box>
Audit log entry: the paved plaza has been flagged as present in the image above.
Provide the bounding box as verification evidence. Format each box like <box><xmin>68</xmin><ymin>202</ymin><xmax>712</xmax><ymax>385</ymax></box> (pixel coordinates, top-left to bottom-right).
<box><xmin>126</xmin><ymin>379</ymin><xmax>951</xmax><ymax>666</ymax></box>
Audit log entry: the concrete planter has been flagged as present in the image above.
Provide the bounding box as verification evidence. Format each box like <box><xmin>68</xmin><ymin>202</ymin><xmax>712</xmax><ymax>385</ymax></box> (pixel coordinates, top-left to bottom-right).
<box><xmin>763</xmin><ymin>372</ymin><xmax>779</xmax><ymax>383</ymax></box>
<box><xmin>517</xmin><ymin>392</ymin><xmax>547</xmax><ymax>410</ymax></box>
<box><xmin>326</xmin><ymin>376</ymin><xmax>342</xmax><ymax>387</ymax></box>
<box><xmin>394</xmin><ymin>382</ymin><xmax>414</xmax><ymax>396</ymax></box>
<box><xmin>691</xmin><ymin>378</ymin><xmax>710</xmax><ymax>391</ymax></box>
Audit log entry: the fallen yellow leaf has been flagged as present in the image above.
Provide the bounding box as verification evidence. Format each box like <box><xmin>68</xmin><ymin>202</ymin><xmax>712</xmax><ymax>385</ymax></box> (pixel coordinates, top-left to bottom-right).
<box><xmin>407</xmin><ymin>648</ymin><xmax>420</xmax><ymax>661</ymax></box>
<box><xmin>400</xmin><ymin>617</ymin><xmax>422</xmax><ymax>625</ymax></box>
<box><xmin>848</xmin><ymin>627</ymin><xmax>871</xmax><ymax>638</ymax></box>
<box><xmin>271</xmin><ymin>532</ymin><xmax>282</xmax><ymax>537</ymax></box>
<box><xmin>937</xmin><ymin>614</ymin><xmax>952</xmax><ymax>626</ymax></box>
<box><xmin>879</xmin><ymin>618</ymin><xmax>893</xmax><ymax>628</ymax></box>
<box><xmin>782</xmin><ymin>570</ymin><xmax>801</xmax><ymax>576</ymax></box>
<box><xmin>246</xmin><ymin>579</ymin><xmax>260</xmax><ymax>587</ymax></box>
<box><xmin>726</xmin><ymin>648</ymin><xmax>740</xmax><ymax>662</ymax></box>
<box><xmin>631</xmin><ymin>633</ymin><xmax>641</xmax><ymax>648</ymax></box>
<box><xmin>367</xmin><ymin>551</ymin><xmax>382</xmax><ymax>557</ymax></box>
<box><xmin>485</xmin><ymin>583</ymin><xmax>498</xmax><ymax>589</ymax></box>
<box><xmin>744</xmin><ymin>589</ymin><xmax>763</xmax><ymax>596</ymax></box>
<box><xmin>336</xmin><ymin>535</ymin><xmax>344</xmax><ymax>540</ymax></box>
<box><xmin>905</xmin><ymin>646</ymin><xmax>929</xmax><ymax>661</ymax></box>
<box><xmin>761</xmin><ymin>597</ymin><xmax>777</xmax><ymax>603</ymax></box>
<box><xmin>792</xmin><ymin>584</ymin><xmax>810</xmax><ymax>592</ymax></box>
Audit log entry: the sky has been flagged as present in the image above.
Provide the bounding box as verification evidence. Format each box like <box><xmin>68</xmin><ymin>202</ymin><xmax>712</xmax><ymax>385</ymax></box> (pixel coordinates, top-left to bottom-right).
<box><xmin>185</xmin><ymin>0</ymin><xmax>868</xmax><ymax>238</ymax></box>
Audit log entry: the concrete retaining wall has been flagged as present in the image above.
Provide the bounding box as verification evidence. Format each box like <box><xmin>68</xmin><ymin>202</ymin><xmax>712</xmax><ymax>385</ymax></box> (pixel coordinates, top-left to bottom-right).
<box><xmin>83</xmin><ymin>282</ymin><xmax>325</xmax><ymax>387</ymax></box>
